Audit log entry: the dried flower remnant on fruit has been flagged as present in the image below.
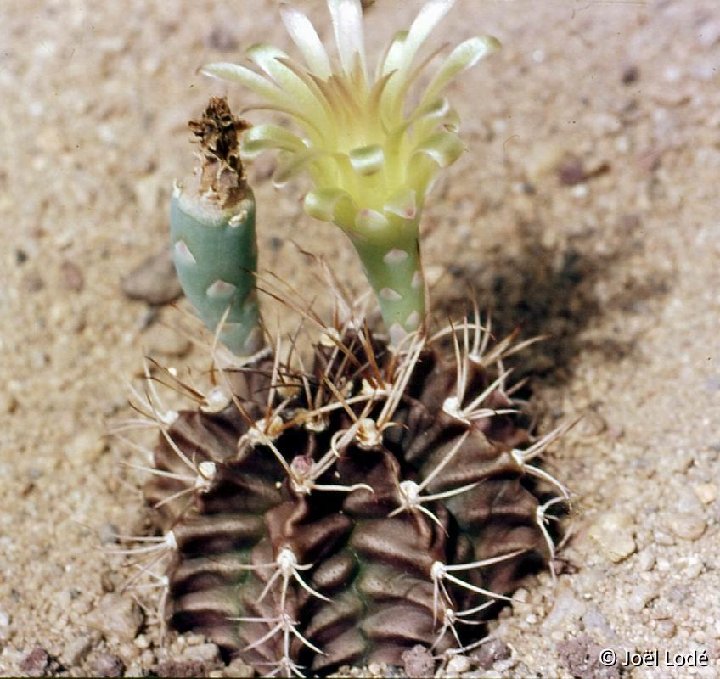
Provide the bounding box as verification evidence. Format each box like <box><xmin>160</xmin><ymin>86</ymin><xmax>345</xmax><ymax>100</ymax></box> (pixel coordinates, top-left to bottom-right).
<box><xmin>188</xmin><ymin>97</ymin><xmax>251</xmax><ymax>208</ymax></box>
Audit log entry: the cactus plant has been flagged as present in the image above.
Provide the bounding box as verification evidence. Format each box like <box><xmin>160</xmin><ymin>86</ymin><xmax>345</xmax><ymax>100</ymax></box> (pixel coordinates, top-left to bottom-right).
<box><xmin>137</xmin><ymin>314</ymin><xmax>567</xmax><ymax>676</ymax></box>
<box><xmin>120</xmin><ymin>1</ymin><xmax>569</xmax><ymax>676</ymax></box>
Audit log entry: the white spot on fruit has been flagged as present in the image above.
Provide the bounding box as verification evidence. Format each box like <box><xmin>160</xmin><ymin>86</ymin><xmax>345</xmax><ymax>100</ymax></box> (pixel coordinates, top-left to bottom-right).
<box><xmin>174</xmin><ymin>240</ymin><xmax>196</xmax><ymax>265</ymax></box>
<box><xmin>389</xmin><ymin>323</ymin><xmax>406</xmax><ymax>347</ymax></box>
<box><xmin>206</xmin><ymin>279</ymin><xmax>236</xmax><ymax>298</ymax></box>
<box><xmin>229</xmin><ymin>209</ymin><xmax>248</xmax><ymax>226</ymax></box>
<box><xmin>379</xmin><ymin>288</ymin><xmax>402</xmax><ymax>302</ymax></box>
<box><xmin>384</xmin><ymin>249</ymin><xmax>409</xmax><ymax>265</ymax></box>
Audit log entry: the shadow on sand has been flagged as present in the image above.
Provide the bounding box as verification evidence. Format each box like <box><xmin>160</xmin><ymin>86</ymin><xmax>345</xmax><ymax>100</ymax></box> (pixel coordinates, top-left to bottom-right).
<box><xmin>431</xmin><ymin>219</ymin><xmax>673</xmax><ymax>388</ymax></box>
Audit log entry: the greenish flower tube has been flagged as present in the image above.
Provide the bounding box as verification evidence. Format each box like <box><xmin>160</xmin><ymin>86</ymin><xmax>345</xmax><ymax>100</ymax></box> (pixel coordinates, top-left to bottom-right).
<box><xmin>348</xmin><ymin>218</ymin><xmax>425</xmax><ymax>347</ymax></box>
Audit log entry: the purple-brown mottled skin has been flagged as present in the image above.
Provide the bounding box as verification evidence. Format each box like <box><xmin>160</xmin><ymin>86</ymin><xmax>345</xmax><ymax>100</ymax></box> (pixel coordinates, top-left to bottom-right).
<box><xmin>145</xmin><ymin>327</ymin><xmax>561</xmax><ymax>675</ymax></box>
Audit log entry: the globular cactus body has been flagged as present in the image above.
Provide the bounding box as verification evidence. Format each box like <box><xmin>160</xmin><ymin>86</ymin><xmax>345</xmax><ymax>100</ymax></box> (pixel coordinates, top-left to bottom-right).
<box><xmin>142</xmin><ymin>321</ymin><xmax>565</xmax><ymax>676</ymax></box>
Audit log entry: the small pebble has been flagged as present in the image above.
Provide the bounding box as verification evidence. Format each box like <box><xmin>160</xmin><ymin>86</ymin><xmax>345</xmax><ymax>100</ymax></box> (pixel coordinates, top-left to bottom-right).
<box><xmin>155</xmin><ymin>659</ymin><xmax>208</xmax><ymax>678</ymax></box>
<box><xmin>656</xmin><ymin>620</ymin><xmax>676</xmax><ymax>638</ymax></box>
<box><xmin>66</xmin><ymin>430</ymin><xmax>106</xmax><ymax>466</ymax></box>
<box><xmin>98</xmin><ymin>522</ymin><xmax>120</xmax><ymax>545</ymax></box>
<box><xmin>621</xmin><ymin>64</ymin><xmax>640</xmax><ymax>84</ymax></box>
<box><xmin>143</xmin><ymin>324</ymin><xmax>191</xmax><ymax>357</ymax></box>
<box><xmin>91</xmin><ymin>652</ymin><xmax>125</xmax><ymax>677</ymax></box>
<box><xmin>675</xmin><ymin>487</ymin><xmax>704</xmax><ymax>515</ymax></box>
<box><xmin>135</xmin><ymin>633</ymin><xmax>150</xmax><ymax>649</ymax></box>
<box><xmin>656</xmin><ymin>557</ymin><xmax>671</xmax><ymax>572</ymax></box>
<box><xmin>636</xmin><ymin>549</ymin><xmax>656</xmax><ymax>572</ymax></box>
<box><xmin>542</xmin><ymin>583</ymin><xmax>587</xmax><ymax>631</ymax></box>
<box><xmin>680</xmin><ymin>556</ymin><xmax>704</xmax><ymax>580</ymax></box>
<box><xmin>653</xmin><ymin>528</ymin><xmax>675</xmax><ymax>546</ymax></box>
<box><xmin>693</xmin><ymin>483</ymin><xmax>717</xmax><ymax>505</ymax></box>
<box><xmin>524</xmin><ymin>142</ymin><xmax>566</xmax><ymax>182</ymax></box>
<box><xmin>473</xmin><ymin>638</ymin><xmax>511</xmax><ymax>669</ymax></box>
<box><xmin>182</xmin><ymin>642</ymin><xmax>219</xmax><ymax>664</ymax></box>
<box><xmin>446</xmin><ymin>654</ymin><xmax>471</xmax><ymax>675</ymax></box>
<box><xmin>628</xmin><ymin>582</ymin><xmax>659</xmax><ymax>613</ymax></box>
<box><xmin>90</xmin><ymin>593</ymin><xmax>143</xmax><ymax>642</ymax></box>
<box><xmin>121</xmin><ymin>249</ymin><xmax>182</xmax><ymax>305</ymax></box>
<box><xmin>20</xmin><ymin>647</ymin><xmax>50</xmax><ymax>677</ymax></box>
<box><xmin>222</xmin><ymin>658</ymin><xmax>255</xmax><ymax>678</ymax></box>
<box><xmin>588</xmin><ymin>512</ymin><xmax>637</xmax><ymax>562</ymax></box>
<box><xmin>60</xmin><ymin>260</ymin><xmax>85</xmax><ymax>292</ymax></box>
<box><xmin>402</xmin><ymin>644</ymin><xmax>435</xmax><ymax>678</ymax></box>
<box><xmin>667</xmin><ymin>512</ymin><xmax>707</xmax><ymax>541</ymax></box>
<box><xmin>557</xmin><ymin>155</ymin><xmax>586</xmax><ymax>185</ymax></box>
<box><xmin>21</xmin><ymin>271</ymin><xmax>45</xmax><ymax>292</ymax></box>
<box><xmin>582</xmin><ymin>607</ymin><xmax>616</xmax><ymax>641</ymax></box>
<box><xmin>62</xmin><ymin>635</ymin><xmax>93</xmax><ymax>666</ymax></box>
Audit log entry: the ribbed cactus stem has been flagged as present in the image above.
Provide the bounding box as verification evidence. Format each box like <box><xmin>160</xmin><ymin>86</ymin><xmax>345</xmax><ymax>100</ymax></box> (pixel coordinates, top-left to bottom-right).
<box><xmin>349</xmin><ymin>216</ymin><xmax>425</xmax><ymax>346</ymax></box>
<box><xmin>170</xmin><ymin>98</ymin><xmax>262</xmax><ymax>356</ymax></box>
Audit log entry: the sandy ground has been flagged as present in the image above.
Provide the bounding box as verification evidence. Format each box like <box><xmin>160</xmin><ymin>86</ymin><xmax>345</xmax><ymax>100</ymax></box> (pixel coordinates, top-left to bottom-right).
<box><xmin>1</xmin><ymin>0</ymin><xmax>719</xmax><ymax>676</ymax></box>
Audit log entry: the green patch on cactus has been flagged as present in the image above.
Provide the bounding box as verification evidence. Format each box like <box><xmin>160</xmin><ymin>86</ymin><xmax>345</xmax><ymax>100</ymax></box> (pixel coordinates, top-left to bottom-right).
<box><xmin>170</xmin><ymin>98</ymin><xmax>261</xmax><ymax>356</ymax></box>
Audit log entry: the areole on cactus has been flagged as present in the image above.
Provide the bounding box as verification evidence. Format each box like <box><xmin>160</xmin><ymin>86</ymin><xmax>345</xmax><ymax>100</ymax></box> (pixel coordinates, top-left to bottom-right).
<box><xmin>203</xmin><ymin>0</ymin><xmax>499</xmax><ymax>344</ymax></box>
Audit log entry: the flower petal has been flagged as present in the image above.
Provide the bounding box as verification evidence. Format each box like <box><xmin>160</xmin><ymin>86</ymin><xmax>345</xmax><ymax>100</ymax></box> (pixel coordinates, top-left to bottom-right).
<box><xmin>237</xmin><ymin>102</ymin><xmax>325</xmax><ymax>141</ymax></box>
<box><xmin>412</xmin><ymin>98</ymin><xmax>460</xmax><ymax>141</ymax></box>
<box><xmin>246</xmin><ymin>44</ymin><xmax>328</xmax><ymax>123</ymax></box>
<box><xmin>241</xmin><ymin>124</ymin><xmax>306</xmax><ymax>159</ymax></box>
<box><xmin>327</xmin><ymin>0</ymin><xmax>367</xmax><ymax>80</ymax></box>
<box><xmin>355</xmin><ymin>208</ymin><xmax>389</xmax><ymax>233</ymax></box>
<box><xmin>379</xmin><ymin>30</ymin><xmax>408</xmax><ymax>77</ymax></box>
<box><xmin>202</xmin><ymin>62</ymin><xmax>286</xmax><ymax>108</ymax></box>
<box><xmin>273</xmin><ymin>149</ymin><xmax>325</xmax><ymax>186</ymax></box>
<box><xmin>349</xmin><ymin>144</ymin><xmax>385</xmax><ymax>176</ymax></box>
<box><xmin>304</xmin><ymin>188</ymin><xmax>356</xmax><ymax>229</ymax></box>
<box><xmin>420</xmin><ymin>36</ymin><xmax>500</xmax><ymax>108</ymax></box>
<box><xmin>280</xmin><ymin>6</ymin><xmax>332</xmax><ymax>79</ymax></box>
<box><xmin>385</xmin><ymin>97</ymin><xmax>450</xmax><ymax>160</ymax></box>
<box><xmin>394</xmin><ymin>0</ymin><xmax>455</xmax><ymax>75</ymax></box>
<box><xmin>384</xmin><ymin>188</ymin><xmax>417</xmax><ymax>221</ymax></box>
<box><xmin>380</xmin><ymin>0</ymin><xmax>454</xmax><ymax>122</ymax></box>
<box><xmin>412</xmin><ymin>130</ymin><xmax>464</xmax><ymax>167</ymax></box>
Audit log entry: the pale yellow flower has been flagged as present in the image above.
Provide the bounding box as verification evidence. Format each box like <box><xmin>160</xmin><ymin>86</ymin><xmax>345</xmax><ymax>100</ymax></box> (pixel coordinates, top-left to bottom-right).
<box><xmin>204</xmin><ymin>0</ymin><xmax>499</xmax><ymax>343</ymax></box>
